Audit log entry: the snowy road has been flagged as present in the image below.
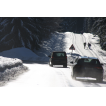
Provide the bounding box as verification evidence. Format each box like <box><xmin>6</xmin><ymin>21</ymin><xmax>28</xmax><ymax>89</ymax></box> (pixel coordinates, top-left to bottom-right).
<box><xmin>4</xmin><ymin>62</ymin><xmax>106</xmax><ymax>87</ymax></box>
<box><xmin>3</xmin><ymin>32</ymin><xmax>106</xmax><ymax>87</ymax></box>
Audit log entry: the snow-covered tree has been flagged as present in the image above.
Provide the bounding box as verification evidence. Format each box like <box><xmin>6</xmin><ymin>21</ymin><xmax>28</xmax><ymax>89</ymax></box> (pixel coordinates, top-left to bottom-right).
<box><xmin>86</xmin><ymin>17</ymin><xmax>106</xmax><ymax>50</ymax></box>
<box><xmin>0</xmin><ymin>17</ymin><xmax>62</xmax><ymax>52</ymax></box>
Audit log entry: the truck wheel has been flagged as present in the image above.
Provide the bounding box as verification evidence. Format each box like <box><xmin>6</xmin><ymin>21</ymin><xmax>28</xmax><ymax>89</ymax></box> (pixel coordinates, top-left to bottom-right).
<box><xmin>49</xmin><ymin>62</ymin><xmax>53</xmax><ymax>67</ymax></box>
<box><xmin>72</xmin><ymin>72</ymin><xmax>76</xmax><ymax>80</ymax></box>
<box><xmin>63</xmin><ymin>64</ymin><xmax>67</xmax><ymax>68</ymax></box>
<box><xmin>96</xmin><ymin>77</ymin><xmax>103</xmax><ymax>82</ymax></box>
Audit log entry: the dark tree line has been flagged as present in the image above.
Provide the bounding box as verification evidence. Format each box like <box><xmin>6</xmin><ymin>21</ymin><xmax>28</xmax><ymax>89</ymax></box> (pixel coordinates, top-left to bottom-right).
<box><xmin>60</xmin><ymin>17</ymin><xmax>106</xmax><ymax>50</ymax></box>
<box><xmin>0</xmin><ymin>17</ymin><xmax>106</xmax><ymax>52</ymax></box>
<box><xmin>0</xmin><ymin>17</ymin><xmax>62</xmax><ymax>52</ymax></box>
<box><xmin>86</xmin><ymin>17</ymin><xmax>106</xmax><ymax>50</ymax></box>
<box><xmin>60</xmin><ymin>17</ymin><xmax>85</xmax><ymax>33</ymax></box>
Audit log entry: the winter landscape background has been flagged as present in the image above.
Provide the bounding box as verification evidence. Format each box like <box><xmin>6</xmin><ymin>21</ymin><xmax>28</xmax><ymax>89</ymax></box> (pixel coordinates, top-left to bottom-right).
<box><xmin>1</xmin><ymin>17</ymin><xmax>106</xmax><ymax>53</ymax></box>
<box><xmin>0</xmin><ymin>12</ymin><xmax>106</xmax><ymax>106</ymax></box>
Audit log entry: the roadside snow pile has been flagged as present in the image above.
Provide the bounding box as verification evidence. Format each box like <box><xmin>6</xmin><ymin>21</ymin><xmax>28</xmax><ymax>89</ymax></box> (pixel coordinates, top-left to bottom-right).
<box><xmin>0</xmin><ymin>65</ymin><xmax>28</xmax><ymax>86</ymax></box>
<box><xmin>0</xmin><ymin>46</ymin><xmax>49</xmax><ymax>62</ymax></box>
<box><xmin>0</xmin><ymin>56</ymin><xmax>28</xmax><ymax>86</ymax></box>
<box><xmin>0</xmin><ymin>47</ymin><xmax>39</xmax><ymax>61</ymax></box>
<box><xmin>0</xmin><ymin>56</ymin><xmax>22</xmax><ymax>71</ymax></box>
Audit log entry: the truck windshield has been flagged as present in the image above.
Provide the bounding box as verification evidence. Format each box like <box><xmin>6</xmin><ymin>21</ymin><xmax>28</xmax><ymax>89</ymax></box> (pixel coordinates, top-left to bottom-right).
<box><xmin>53</xmin><ymin>53</ymin><xmax>65</xmax><ymax>57</ymax></box>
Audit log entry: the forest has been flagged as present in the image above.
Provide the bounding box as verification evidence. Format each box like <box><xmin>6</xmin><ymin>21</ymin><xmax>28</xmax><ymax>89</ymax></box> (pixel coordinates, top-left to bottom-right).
<box><xmin>0</xmin><ymin>17</ymin><xmax>106</xmax><ymax>52</ymax></box>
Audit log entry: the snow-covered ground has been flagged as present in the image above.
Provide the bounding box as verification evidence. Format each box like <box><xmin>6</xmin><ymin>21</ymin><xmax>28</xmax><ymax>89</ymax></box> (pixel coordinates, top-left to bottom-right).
<box><xmin>1</xmin><ymin>32</ymin><xmax>106</xmax><ymax>87</ymax></box>
<box><xmin>0</xmin><ymin>56</ymin><xmax>28</xmax><ymax>86</ymax></box>
<box><xmin>1</xmin><ymin>32</ymin><xmax>106</xmax><ymax>64</ymax></box>
<box><xmin>0</xmin><ymin>47</ymin><xmax>39</xmax><ymax>61</ymax></box>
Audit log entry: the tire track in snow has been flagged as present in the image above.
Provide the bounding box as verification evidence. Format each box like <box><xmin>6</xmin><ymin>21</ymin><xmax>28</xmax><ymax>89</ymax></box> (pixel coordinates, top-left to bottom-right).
<box><xmin>56</xmin><ymin>70</ymin><xmax>70</xmax><ymax>87</ymax></box>
<box><xmin>88</xmin><ymin>35</ymin><xmax>104</xmax><ymax>63</ymax></box>
<box><xmin>70</xmin><ymin>31</ymin><xmax>106</xmax><ymax>76</ymax></box>
<box><xmin>71</xmin><ymin>33</ymin><xmax>83</xmax><ymax>55</ymax></box>
<box><xmin>82</xmin><ymin>33</ymin><xmax>106</xmax><ymax>64</ymax></box>
<box><xmin>72</xmin><ymin>33</ymin><xmax>93</xmax><ymax>57</ymax></box>
<box><xmin>82</xmin><ymin>34</ymin><xmax>96</xmax><ymax>57</ymax></box>
<box><xmin>69</xmin><ymin>32</ymin><xmax>104</xmax><ymax>63</ymax></box>
<box><xmin>74</xmin><ymin>33</ymin><xmax>99</xmax><ymax>58</ymax></box>
<box><xmin>83</xmin><ymin>33</ymin><xmax>104</xmax><ymax>63</ymax></box>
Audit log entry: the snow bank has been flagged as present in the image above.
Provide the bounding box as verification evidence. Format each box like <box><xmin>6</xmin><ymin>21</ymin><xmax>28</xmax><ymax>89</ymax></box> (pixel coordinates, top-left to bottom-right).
<box><xmin>0</xmin><ymin>65</ymin><xmax>28</xmax><ymax>86</ymax></box>
<box><xmin>0</xmin><ymin>47</ymin><xmax>39</xmax><ymax>61</ymax></box>
<box><xmin>0</xmin><ymin>56</ymin><xmax>28</xmax><ymax>86</ymax></box>
<box><xmin>0</xmin><ymin>56</ymin><xmax>22</xmax><ymax>71</ymax></box>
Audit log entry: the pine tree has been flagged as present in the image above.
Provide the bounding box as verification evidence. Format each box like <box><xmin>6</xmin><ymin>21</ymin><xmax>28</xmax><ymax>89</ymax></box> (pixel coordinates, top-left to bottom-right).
<box><xmin>86</xmin><ymin>17</ymin><xmax>106</xmax><ymax>50</ymax></box>
<box><xmin>0</xmin><ymin>17</ymin><xmax>62</xmax><ymax>52</ymax></box>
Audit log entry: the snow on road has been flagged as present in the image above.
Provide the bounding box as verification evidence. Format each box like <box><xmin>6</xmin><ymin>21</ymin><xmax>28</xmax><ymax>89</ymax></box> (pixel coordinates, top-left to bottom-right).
<box><xmin>4</xmin><ymin>63</ymin><xmax>106</xmax><ymax>87</ymax></box>
<box><xmin>2</xmin><ymin>32</ymin><xmax>106</xmax><ymax>87</ymax></box>
<box><xmin>4</xmin><ymin>64</ymin><xmax>72</xmax><ymax>87</ymax></box>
